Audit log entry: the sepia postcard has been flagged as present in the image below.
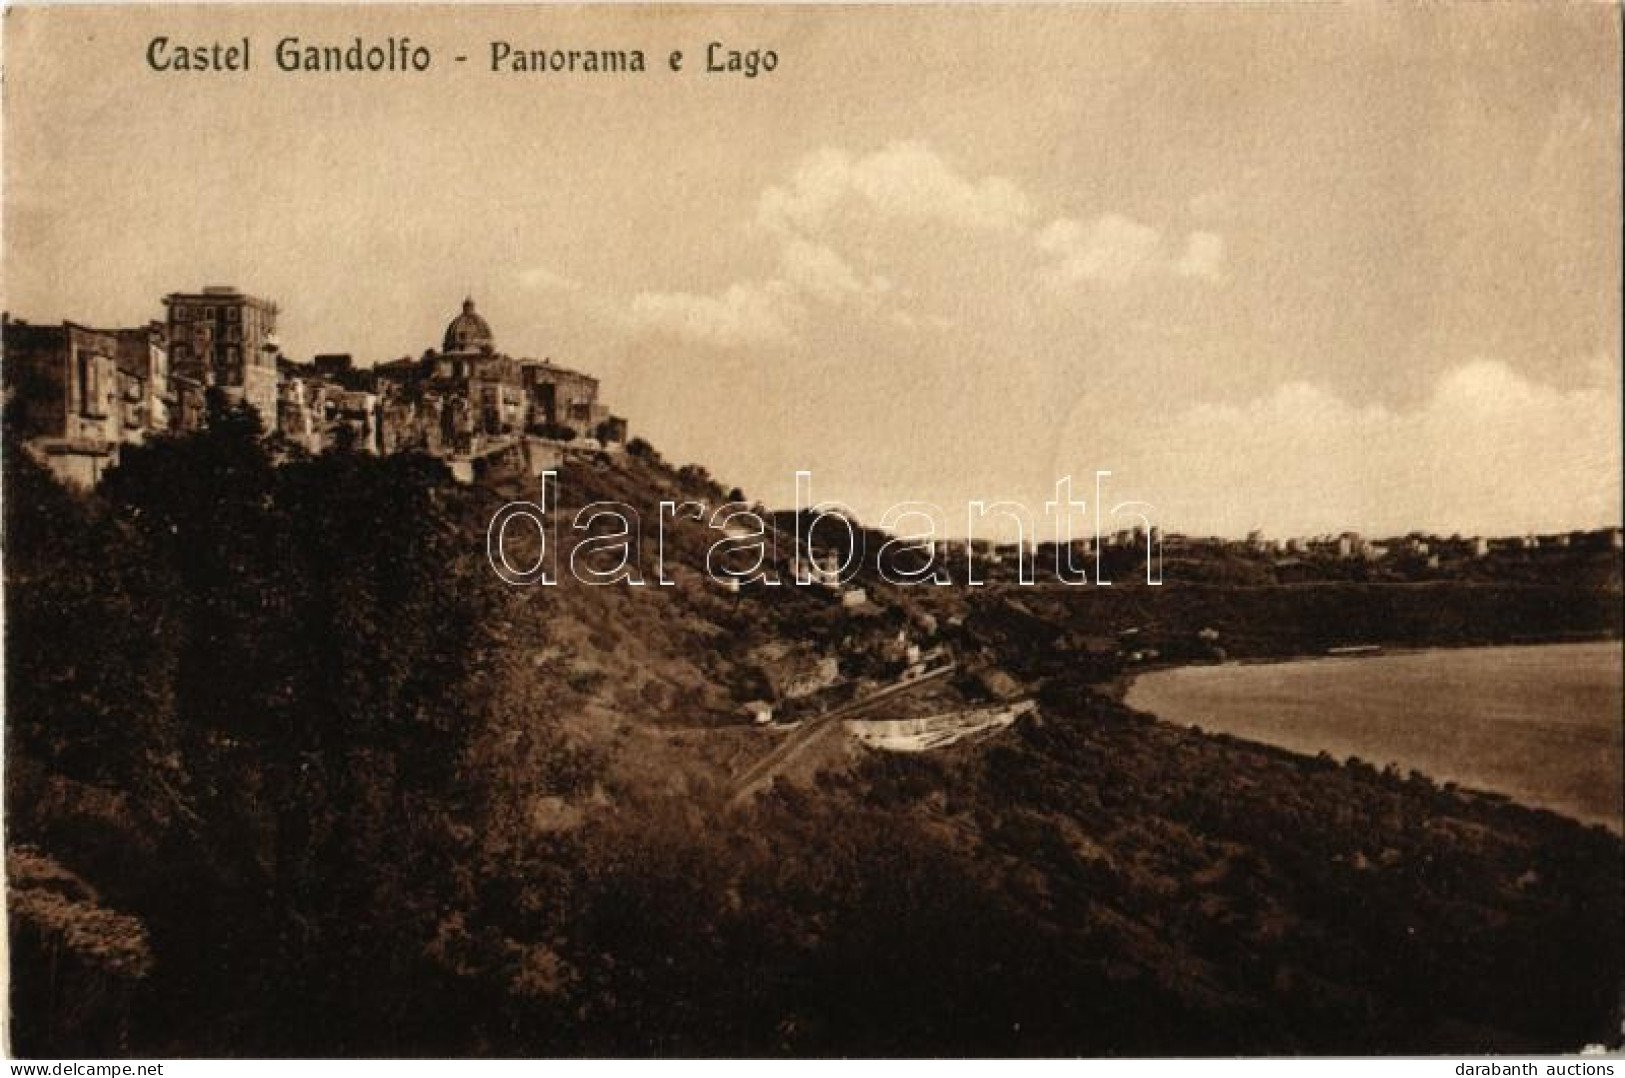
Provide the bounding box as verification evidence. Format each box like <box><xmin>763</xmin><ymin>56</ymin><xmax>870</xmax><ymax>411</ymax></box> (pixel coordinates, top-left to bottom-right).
<box><xmin>2</xmin><ymin>1</ymin><xmax>1621</xmax><ymax>1062</ymax></box>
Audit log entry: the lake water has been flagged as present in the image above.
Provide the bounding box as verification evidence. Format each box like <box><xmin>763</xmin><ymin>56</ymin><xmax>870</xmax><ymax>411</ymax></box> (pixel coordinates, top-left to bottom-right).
<box><xmin>1125</xmin><ymin>641</ymin><xmax>1623</xmax><ymax>831</ymax></box>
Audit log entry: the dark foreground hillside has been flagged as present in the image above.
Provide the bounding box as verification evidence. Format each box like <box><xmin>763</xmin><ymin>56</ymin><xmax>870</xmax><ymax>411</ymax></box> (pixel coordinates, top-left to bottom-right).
<box><xmin>5</xmin><ymin>415</ymin><xmax>1622</xmax><ymax>1056</ymax></box>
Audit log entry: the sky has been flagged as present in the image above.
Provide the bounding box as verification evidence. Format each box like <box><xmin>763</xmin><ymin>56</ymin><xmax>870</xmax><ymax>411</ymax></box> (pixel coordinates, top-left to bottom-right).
<box><xmin>3</xmin><ymin>3</ymin><xmax>1620</xmax><ymax>538</ymax></box>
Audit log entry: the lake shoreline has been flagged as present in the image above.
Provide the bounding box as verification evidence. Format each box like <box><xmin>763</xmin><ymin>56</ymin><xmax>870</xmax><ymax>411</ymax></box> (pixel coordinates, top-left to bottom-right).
<box><xmin>1117</xmin><ymin>639</ymin><xmax>1624</xmax><ymax>834</ymax></box>
<box><xmin>1105</xmin><ymin>629</ymin><xmax>1625</xmax><ymax>696</ymax></box>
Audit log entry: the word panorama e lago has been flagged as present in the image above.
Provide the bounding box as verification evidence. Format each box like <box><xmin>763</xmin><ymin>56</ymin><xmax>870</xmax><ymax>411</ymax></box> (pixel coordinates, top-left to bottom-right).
<box><xmin>145</xmin><ymin>36</ymin><xmax>778</xmax><ymax>77</ymax></box>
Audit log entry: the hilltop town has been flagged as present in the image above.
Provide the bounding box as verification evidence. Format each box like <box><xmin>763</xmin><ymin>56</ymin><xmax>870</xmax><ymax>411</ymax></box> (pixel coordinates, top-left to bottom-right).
<box><xmin>3</xmin><ymin>287</ymin><xmax>627</xmax><ymax>489</ymax></box>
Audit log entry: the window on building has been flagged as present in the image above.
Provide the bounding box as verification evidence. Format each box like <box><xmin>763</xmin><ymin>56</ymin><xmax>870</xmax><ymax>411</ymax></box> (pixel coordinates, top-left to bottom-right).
<box><xmin>225</xmin><ymin>307</ymin><xmax>240</xmax><ymax>322</ymax></box>
<box><xmin>203</xmin><ymin>306</ymin><xmax>215</xmax><ymax>320</ymax></box>
<box><xmin>226</xmin><ymin>325</ymin><xmax>241</xmax><ymax>342</ymax></box>
<box><xmin>174</xmin><ymin>306</ymin><xmax>190</xmax><ymax>322</ymax></box>
<box><xmin>225</xmin><ymin>346</ymin><xmax>240</xmax><ymax>364</ymax></box>
<box><xmin>79</xmin><ymin>352</ymin><xmax>107</xmax><ymax>418</ymax></box>
<box><xmin>173</xmin><ymin>343</ymin><xmax>190</xmax><ymax>361</ymax></box>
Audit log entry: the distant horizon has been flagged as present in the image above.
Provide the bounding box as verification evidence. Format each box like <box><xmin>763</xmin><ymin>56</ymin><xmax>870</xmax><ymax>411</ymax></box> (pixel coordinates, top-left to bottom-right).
<box><xmin>5</xmin><ymin>4</ymin><xmax>1620</xmax><ymax>540</ymax></box>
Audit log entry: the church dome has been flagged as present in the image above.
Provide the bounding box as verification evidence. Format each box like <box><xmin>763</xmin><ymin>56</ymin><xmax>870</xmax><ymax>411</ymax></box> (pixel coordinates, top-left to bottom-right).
<box><xmin>443</xmin><ymin>297</ymin><xmax>494</xmax><ymax>353</ymax></box>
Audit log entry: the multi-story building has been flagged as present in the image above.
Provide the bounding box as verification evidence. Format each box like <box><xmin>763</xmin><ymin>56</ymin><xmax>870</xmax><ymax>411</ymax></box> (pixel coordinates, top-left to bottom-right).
<box><xmin>524</xmin><ymin>359</ymin><xmax>613</xmax><ymax>437</ymax></box>
<box><xmin>2</xmin><ymin>318</ymin><xmax>125</xmax><ymax>488</ymax></box>
<box><xmin>277</xmin><ymin>373</ymin><xmax>381</xmax><ymax>456</ymax></box>
<box><xmin>110</xmin><ymin>324</ymin><xmax>171</xmax><ymax>441</ymax></box>
<box><xmin>162</xmin><ymin>286</ymin><xmax>280</xmax><ymax>422</ymax></box>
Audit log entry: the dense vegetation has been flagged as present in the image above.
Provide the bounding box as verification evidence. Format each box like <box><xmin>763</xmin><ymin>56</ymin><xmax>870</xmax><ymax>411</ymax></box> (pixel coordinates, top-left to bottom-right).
<box><xmin>6</xmin><ymin>410</ymin><xmax>1622</xmax><ymax>1056</ymax></box>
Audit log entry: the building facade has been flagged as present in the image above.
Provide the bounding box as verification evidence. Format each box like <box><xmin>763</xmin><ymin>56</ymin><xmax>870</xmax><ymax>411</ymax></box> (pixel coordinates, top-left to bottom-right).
<box><xmin>372</xmin><ymin>297</ymin><xmax>625</xmax><ymax>463</ymax></box>
<box><xmin>3</xmin><ymin>319</ymin><xmax>127</xmax><ymax>487</ymax></box>
<box><xmin>162</xmin><ymin>286</ymin><xmax>280</xmax><ymax>423</ymax></box>
<box><xmin>111</xmin><ymin>324</ymin><xmax>172</xmax><ymax>440</ymax></box>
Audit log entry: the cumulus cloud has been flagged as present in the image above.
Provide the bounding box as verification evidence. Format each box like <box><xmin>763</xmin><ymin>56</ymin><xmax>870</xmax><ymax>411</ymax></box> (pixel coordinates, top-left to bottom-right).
<box><xmin>1074</xmin><ymin>359</ymin><xmax>1622</xmax><ymax>536</ymax></box>
<box><xmin>629</xmin><ymin>140</ymin><xmax>1225</xmax><ymax>348</ymax></box>
<box><xmin>631</xmin><ymin>142</ymin><xmax>1031</xmax><ymax>346</ymax></box>
<box><xmin>627</xmin><ymin>240</ymin><xmax>886</xmax><ymax>349</ymax></box>
<box><xmin>758</xmin><ymin>141</ymin><xmax>1033</xmax><ymax>237</ymax></box>
<box><xmin>630</xmin><ymin>280</ymin><xmax>802</xmax><ymax>349</ymax></box>
<box><xmin>1037</xmin><ymin>215</ymin><xmax>1225</xmax><ymax>287</ymax></box>
<box><xmin>779</xmin><ymin>238</ymin><xmax>866</xmax><ymax>300</ymax></box>
<box><xmin>1037</xmin><ymin>214</ymin><xmax>1164</xmax><ymax>286</ymax></box>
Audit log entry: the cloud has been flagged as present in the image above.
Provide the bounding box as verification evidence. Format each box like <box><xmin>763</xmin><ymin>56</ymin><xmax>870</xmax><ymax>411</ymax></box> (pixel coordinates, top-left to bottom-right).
<box><xmin>1037</xmin><ymin>213</ymin><xmax>1164</xmax><ymax>286</ymax></box>
<box><xmin>1175</xmin><ymin>231</ymin><xmax>1225</xmax><ymax>280</ymax></box>
<box><xmin>1072</xmin><ymin>359</ymin><xmax>1623</xmax><ymax>536</ymax></box>
<box><xmin>1037</xmin><ymin>215</ymin><xmax>1226</xmax><ymax>287</ymax></box>
<box><xmin>626</xmin><ymin>240</ymin><xmax>884</xmax><ymax>349</ymax></box>
<box><xmin>779</xmin><ymin>238</ymin><xmax>866</xmax><ymax>300</ymax></box>
<box><xmin>632</xmin><ymin>142</ymin><xmax>1028</xmax><ymax>346</ymax></box>
<box><xmin>629</xmin><ymin>141</ymin><xmax>1225</xmax><ymax>348</ymax></box>
<box><xmin>630</xmin><ymin>280</ymin><xmax>802</xmax><ymax>349</ymax></box>
<box><xmin>758</xmin><ymin>141</ymin><xmax>1032</xmax><ymax>237</ymax></box>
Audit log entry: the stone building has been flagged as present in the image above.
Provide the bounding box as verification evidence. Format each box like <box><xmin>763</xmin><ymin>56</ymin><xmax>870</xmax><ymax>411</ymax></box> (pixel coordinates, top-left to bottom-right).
<box><xmin>110</xmin><ymin>324</ymin><xmax>171</xmax><ymax>441</ymax></box>
<box><xmin>5</xmin><ymin>316</ymin><xmax>188</xmax><ymax>485</ymax></box>
<box><xmin>3</xmin><ymin>319</ymin><xmax>125</xmax><ymax>487</ymax></box>
<box><xmin>312</xmin><ymin>353</ymin><xmax>355</xmax><ymax>380</ymax></box>
<box><xmin>162</xmin><ymin>286</ymin><xmax>280</xmax><ymax>423</ymax></box>
<box><xmin>374</xmin><ymin>297</ymin><xmax>626</xmax><ymax>463</ymax></box>
<box><xmin>169</xmin><ymin>374</ymin><xmax>207</xmax><ymax>436</ymax></box>
<box><xmin>524</xmin><ymin>360</ymin><xmax>609</xmax><ymax>437</ymax></box>
<box><xmin>277</xmin><ymin>353</ymin><xmax>382</xmax><ymax>456</ymax></box>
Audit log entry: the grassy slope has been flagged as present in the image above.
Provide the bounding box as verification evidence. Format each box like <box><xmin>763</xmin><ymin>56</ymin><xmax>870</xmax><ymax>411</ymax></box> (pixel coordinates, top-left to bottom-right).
<box><xmin>473</xmin><ymin>449</ymin><xmax>1625</xmax><ymax>1054</ymax></box>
